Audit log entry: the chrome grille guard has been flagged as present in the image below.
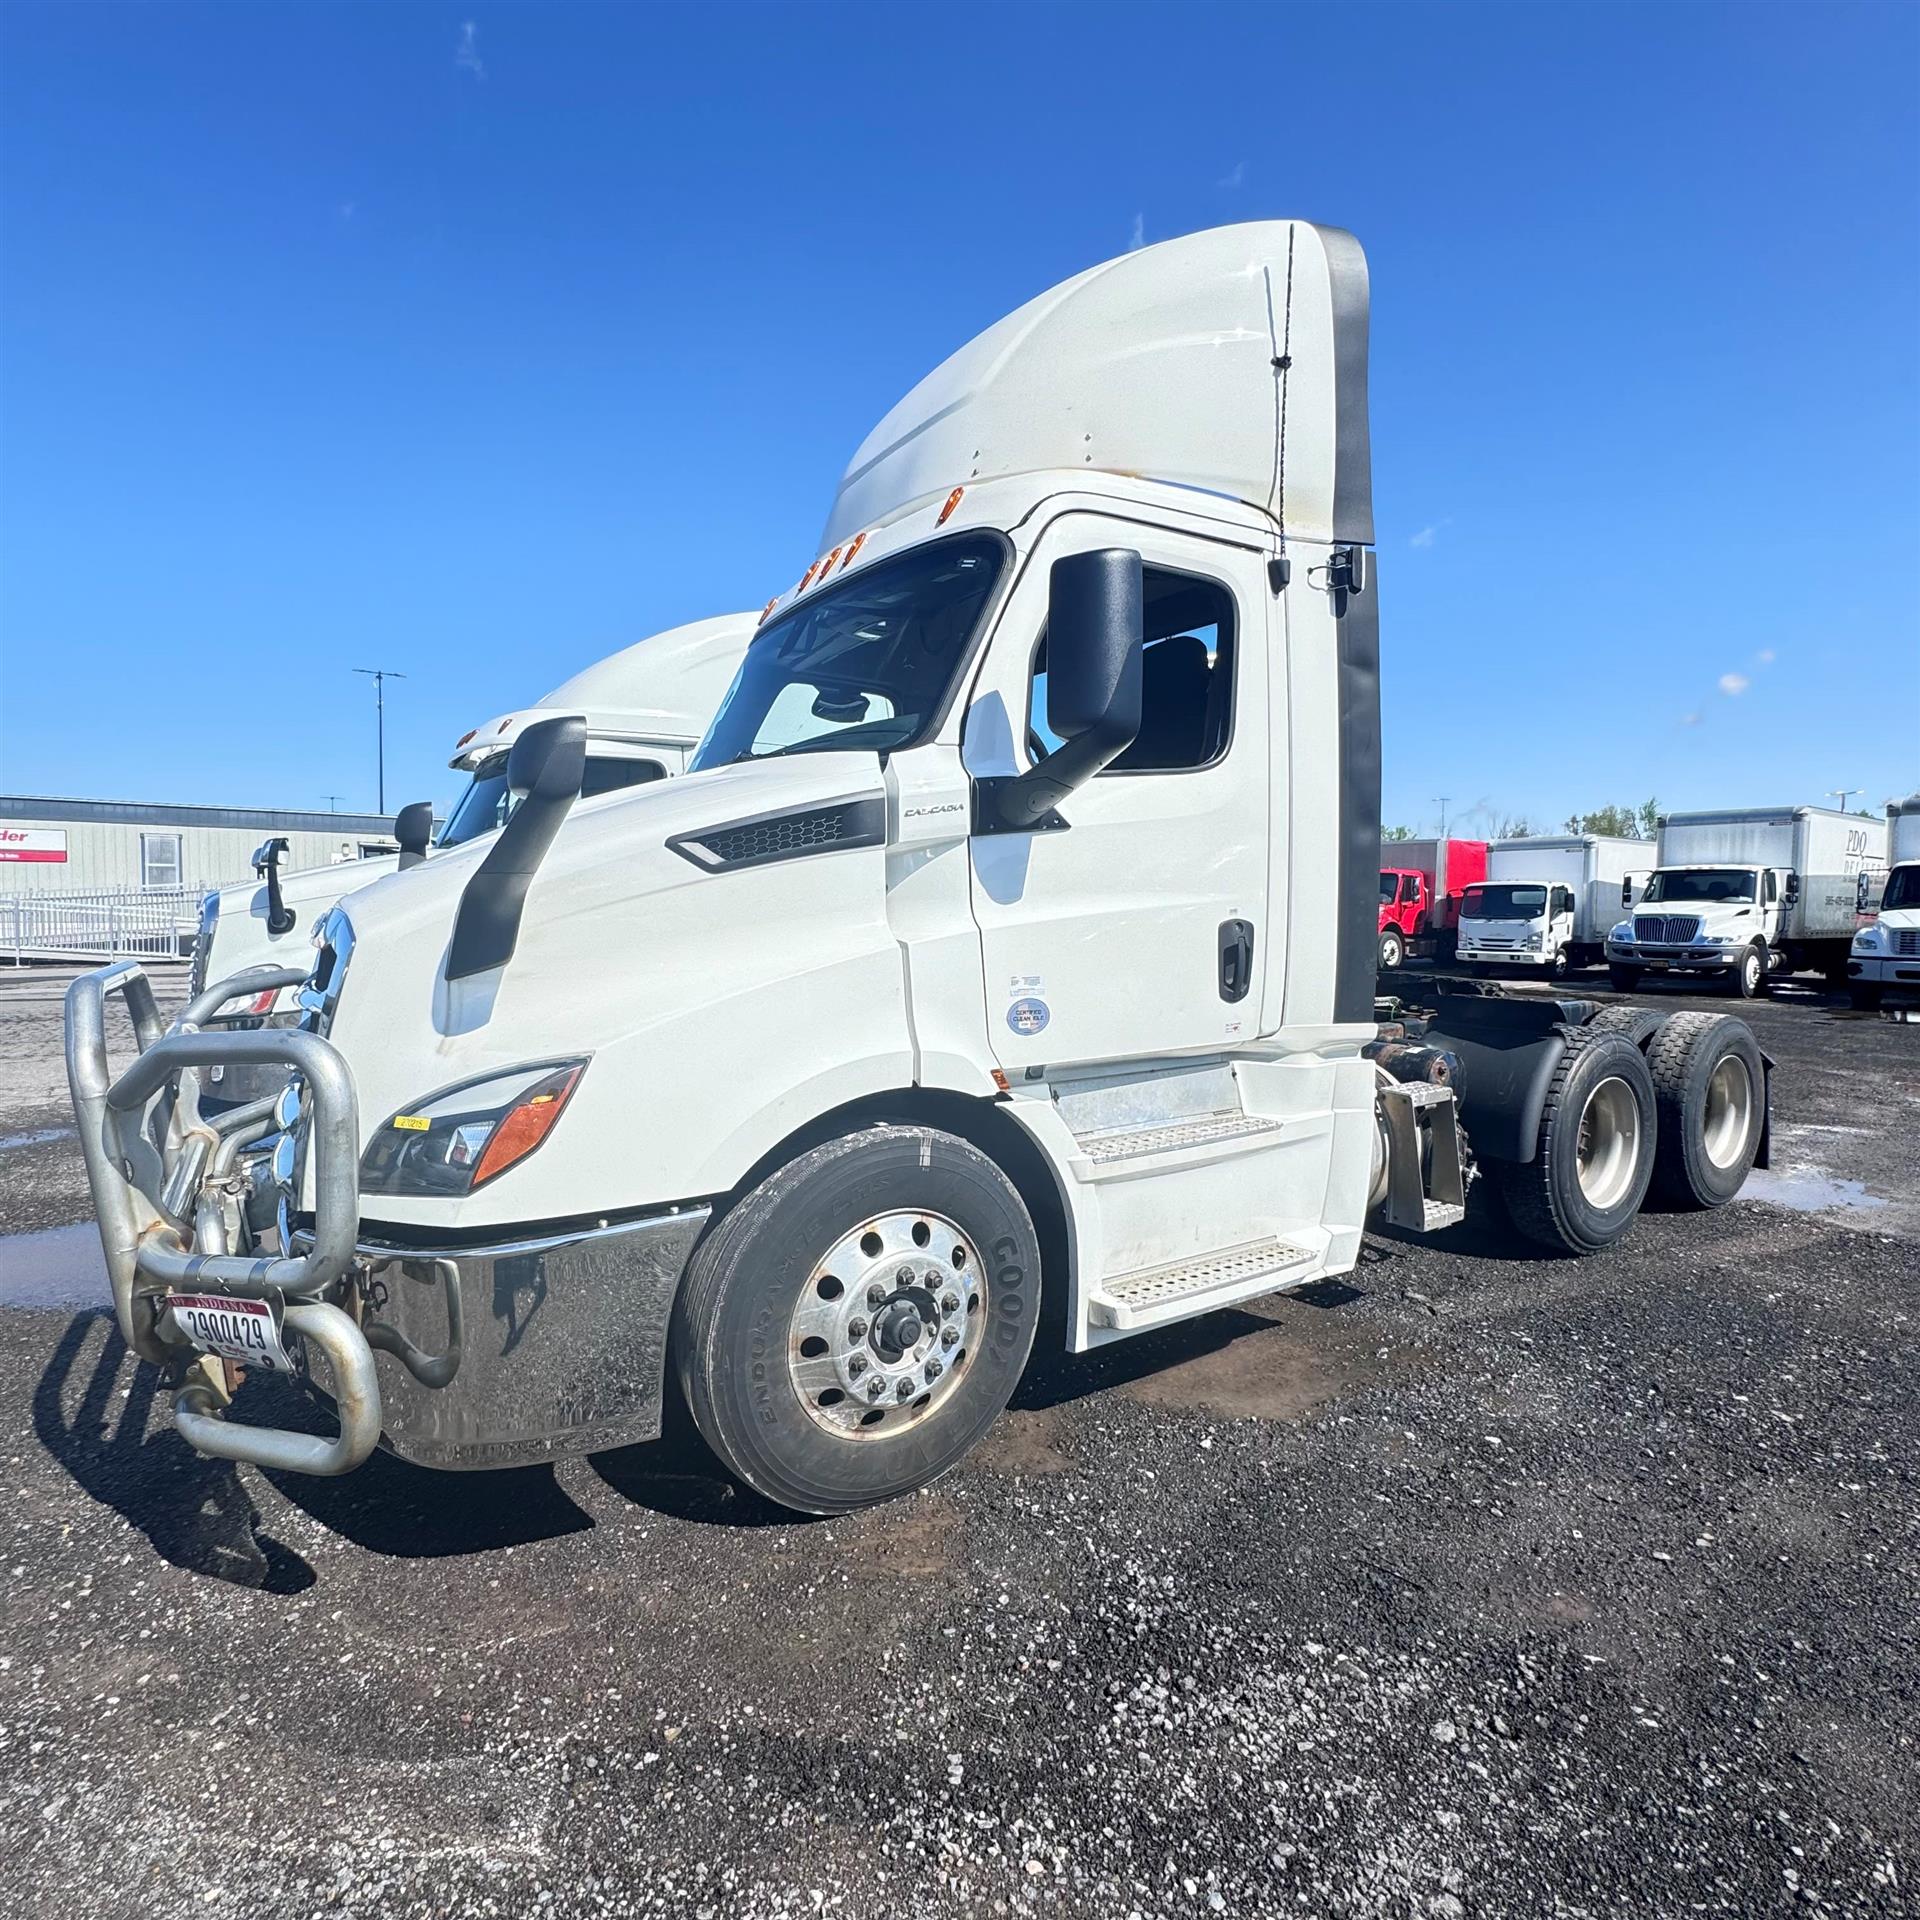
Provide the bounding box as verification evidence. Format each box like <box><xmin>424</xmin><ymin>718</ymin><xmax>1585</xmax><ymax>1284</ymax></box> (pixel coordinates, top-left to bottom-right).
<box><xmin>63</xmin><ymin>959</ymin><xmax>382</xmax><ymax>1476</ymax></box>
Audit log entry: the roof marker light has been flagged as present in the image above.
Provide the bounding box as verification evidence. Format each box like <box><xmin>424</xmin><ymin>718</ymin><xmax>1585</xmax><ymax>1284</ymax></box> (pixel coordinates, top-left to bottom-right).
<box><xmin>455</xmin><ymin>729</ymin><xmax>477</xmax><ymax>749</ymax></box>
<box><xmin>839</xmin><ymin>531</ymin><xmax>867</xmax><ymax>570</ymax></box>
<box><xmin>936</xmin><ymin>487</ymin><xmax>965</xmax><ymax>527</ymax></box>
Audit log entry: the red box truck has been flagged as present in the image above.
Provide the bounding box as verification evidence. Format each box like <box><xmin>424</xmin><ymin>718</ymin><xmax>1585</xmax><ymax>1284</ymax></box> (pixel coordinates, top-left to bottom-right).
<box><xmin>1378</xmin><ymin>837</ymin><xmax>1488</xmax><ymax>968</ymax></box>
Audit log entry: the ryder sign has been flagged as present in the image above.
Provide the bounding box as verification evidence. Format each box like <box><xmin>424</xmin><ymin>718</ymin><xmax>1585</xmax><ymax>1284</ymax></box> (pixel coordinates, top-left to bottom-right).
<box><xmin>0</xmin><ymin>828</ymin><xmax>68</xmax><ymax>864</ymax></box>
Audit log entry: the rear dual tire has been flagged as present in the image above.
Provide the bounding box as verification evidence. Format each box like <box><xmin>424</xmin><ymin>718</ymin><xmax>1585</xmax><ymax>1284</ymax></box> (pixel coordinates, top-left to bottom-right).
<box><xmin>673</xmin><ymin>1125</ymin><xmax>1039</xmax><ymax>1516</ymax></box>
<box><xmin>1645</xmin><ymin>1012</ymin><xmax>1764</xmax><ymax>1208</ymax></box>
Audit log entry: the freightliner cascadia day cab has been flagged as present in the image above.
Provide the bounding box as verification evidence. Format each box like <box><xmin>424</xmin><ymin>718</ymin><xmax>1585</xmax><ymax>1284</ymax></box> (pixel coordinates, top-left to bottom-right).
<box><xmin>66</xmin><ymin>223</ymin><xmax>1777</xmax><ymax>1515</ymax></box>
<box><xmin>1376</xmin><ymin>837</ymin><xmax>1487</xmax><ymax>970</ymax></box>
<box><xmin>190</xmin><ymin>613</ymin><xmax>756</xmax><ymax>1101</ymax></box>
<box><xmin>1457</xmin><ymin>835</ymin><xmax>1649</xmax><ymax>979</ymax></box>
<box><xmin>1847</xmin><ymin>792</ymin><xmax>1920</xmax><ymax>1009</ymax></box>
<box><xmin>1605</xmin><ymin>804</ymin><xmax>1888</xmax><ymax>998</ymax></box>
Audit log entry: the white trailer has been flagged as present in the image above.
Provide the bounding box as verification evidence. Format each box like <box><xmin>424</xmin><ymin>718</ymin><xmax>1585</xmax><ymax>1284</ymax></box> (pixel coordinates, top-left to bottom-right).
<box><xmin>1457</xmin><ymin>835</ymin><xmax>1648</xmax><ymax>977</ymax></box>
<box><xmin>65</xmin><ymin>222</ymin><xmax>1775</xmax><ymax>1513</ymax></box>
<box><xmin>190</xmin><ymin>613</ymin><xmax>755</xmax><ymax>1102</ymax></box>
<box><xmin>1846</xmin><ymin>792</ymin><xmax>1920</xmax><ymax>1008</ymax></box>
<box><xmin>1606</xmin><ymin>805</ymin><xmax>1887</xmax><ymax>997</ymax></box>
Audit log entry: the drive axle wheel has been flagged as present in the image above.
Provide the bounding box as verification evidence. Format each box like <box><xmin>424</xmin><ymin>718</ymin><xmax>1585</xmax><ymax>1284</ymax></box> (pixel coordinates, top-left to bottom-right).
<box><xmin>1490</xmin><ymin>1029</ymin><xmax>1656</xmax><ymax>1255</ymax></box>
<box><xmin>1645</xmin><ymin>1011</ymin><xmax>1764</xmax><ymax>1208</ymax></box>
<box><xmin>673</xmin><ymin>1125</ymin><xmax>1038</xmax><ymax>1515</ymax></box>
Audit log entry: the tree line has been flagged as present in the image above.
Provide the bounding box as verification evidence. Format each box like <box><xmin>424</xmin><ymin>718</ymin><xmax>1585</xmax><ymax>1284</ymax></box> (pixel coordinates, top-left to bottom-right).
<box><xmin>1383</xmin><ymin>799</ymin><xmax>1662</xmax><ymax>842</ymax></box>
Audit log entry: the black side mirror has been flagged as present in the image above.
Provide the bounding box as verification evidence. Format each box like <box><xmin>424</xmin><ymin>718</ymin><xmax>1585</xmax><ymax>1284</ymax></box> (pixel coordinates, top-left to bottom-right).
<box><xmin>447</xmin><ymin>715</ymin><xmax>589</xmax><ymax>981</ymax></box>
<box><xmin>252</xmin><ymin>835</ymin><xmax>294</xmax><ymax>937</ymax></box>
<box><xmin>1621</xmin><ymin>878</ymin><xmax>1634</xmax><ymax>907</ymax></box>
<box><xmin>978</xmin><ymin>549</ymin><xmax>1143</xmax><ymax>834</ymax></box>
<box><xmin>1782</xmin><ymin>871</ymin><xmax>1800</xmax><ymax>906</ymax></box>
<box><xmin>393</xmin><ymin>801</ymin><xmax>435</xmax><ymax>870</ymax></box>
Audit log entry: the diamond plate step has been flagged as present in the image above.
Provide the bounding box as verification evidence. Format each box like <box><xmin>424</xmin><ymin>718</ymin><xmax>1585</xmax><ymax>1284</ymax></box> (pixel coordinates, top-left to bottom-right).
<box><xmin>1070</xmin><ymin>1110</ymin><xmax>1286</xmax><ymax>1182</ymax></box>
<box><xmin>1088</xmin><ymin>1235</ymin><xmax>1317</xmax><ymax>1331</ymax></box>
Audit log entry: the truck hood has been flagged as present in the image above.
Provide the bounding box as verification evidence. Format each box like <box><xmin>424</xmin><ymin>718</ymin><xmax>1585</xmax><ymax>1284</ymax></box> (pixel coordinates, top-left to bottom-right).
<box><xmin>319</xmin><ymin>751</ymin><xmax>908</xmax><ymax>1226</ymax></box>
<box><xmin>203</xmin><ymin>854</ymin><xmax>401</xmax><ymax>999</ymax></box>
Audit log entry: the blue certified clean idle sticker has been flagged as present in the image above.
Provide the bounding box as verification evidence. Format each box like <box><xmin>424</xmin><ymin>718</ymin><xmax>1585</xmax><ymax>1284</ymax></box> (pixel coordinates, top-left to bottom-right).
<box><xmin>1007</xmin><ymin>997</ymin><xmax>1050</xmax><ymax>1037</ymax></box>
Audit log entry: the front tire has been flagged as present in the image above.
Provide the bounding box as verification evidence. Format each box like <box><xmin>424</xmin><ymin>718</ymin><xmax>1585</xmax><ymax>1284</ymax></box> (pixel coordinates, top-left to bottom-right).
<box><xmin>1849</xmin><ymin>983</ymin><xmax>1883</xmax><ymax>1012</ymax></box>
<box><xmin>1547</xmin><ymin>946</ymin><xmax>1571</xmax><ymax>981</ymax></box>
<box><xmin>1734</xmin><ymin>943</ymin><xmax>1767</xmax><ymax>999</ymax></box>
<box><xmin>673</xmin><ymin>1124</ymin><xmax>1040</xmax><ymax>1516</ymax></box>
<box><xmin>1489</xmin><ymin>1029</ymin><xmax>1657</xmax><ymax>1255</ymax></box>
<box><xmin>1608</xmin><ymin>964</ymin><xmax>1642</xmax><ymax>993</ymax></box>
<box><xmin>1379</xmin><ymin>930</ymin><xmax>1406</xmax><ymax>971</ymax></box>
<box><xmin>1645</xmin><ymin>1012</ymin><xmax>1764</xmax><ymax>1208</ymax></box>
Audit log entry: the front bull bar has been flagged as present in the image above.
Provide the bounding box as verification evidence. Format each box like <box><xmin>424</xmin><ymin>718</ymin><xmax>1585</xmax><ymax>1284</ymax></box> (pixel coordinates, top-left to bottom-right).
<box><xmin>63</xmin><ymin>959</ymin><xmax>382</xmax><ymax>1475</ymax></box>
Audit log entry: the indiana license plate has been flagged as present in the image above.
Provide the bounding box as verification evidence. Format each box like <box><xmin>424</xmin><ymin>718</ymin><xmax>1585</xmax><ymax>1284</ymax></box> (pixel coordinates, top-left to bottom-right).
<box><xmin>167</xmin><ymin>1294</ymin><xmax>296</xmax><ymax>1375</ymax></box>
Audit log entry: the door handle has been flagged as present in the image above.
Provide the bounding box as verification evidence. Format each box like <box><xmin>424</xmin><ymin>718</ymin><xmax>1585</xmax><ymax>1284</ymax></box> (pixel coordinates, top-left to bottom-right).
<box><xmin>1218</xmin><ymin>919</ymin><xmax>1255</xmax><ymax>1004</ymax></box>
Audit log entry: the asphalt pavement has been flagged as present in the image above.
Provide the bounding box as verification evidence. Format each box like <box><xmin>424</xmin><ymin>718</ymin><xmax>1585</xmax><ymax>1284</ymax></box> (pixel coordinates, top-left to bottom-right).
<box><xmin>0</xmin><ymin>963</ymin><xmax>1914</xmax><ymax>1919</ymax></box>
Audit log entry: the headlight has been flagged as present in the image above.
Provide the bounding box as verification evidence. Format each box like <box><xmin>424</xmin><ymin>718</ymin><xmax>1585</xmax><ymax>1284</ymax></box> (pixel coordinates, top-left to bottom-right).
<box><xmin>1524</xmin><ymin>932</ymin><xmax>1544</xmax><ymax>950</ymax></box>
<box><xmin>360</xmin><ymin>1059</ymin><xmax>587</xmax><ymax>1197</ymax></box>
<box><xmin>1608</xmin><ymin>921</ymin><xmax>1631</xmax><ymax>942</ymax></box>
<box><xmin>1853</xmin><ymin>927</ymin><xmax>1883</xmax><ymax>951</ymax></box>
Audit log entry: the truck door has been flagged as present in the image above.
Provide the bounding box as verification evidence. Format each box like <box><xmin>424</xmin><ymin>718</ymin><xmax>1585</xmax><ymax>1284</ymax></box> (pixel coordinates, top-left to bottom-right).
<box><xmin>963</xmin><ymin>512</ymin><xmax>1270</xmax><ymax>1072</ymax></box>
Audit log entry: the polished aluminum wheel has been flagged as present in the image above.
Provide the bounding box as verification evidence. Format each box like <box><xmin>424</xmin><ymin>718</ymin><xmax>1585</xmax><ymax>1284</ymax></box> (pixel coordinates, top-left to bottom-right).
<box><xmin>1701</xmin><ymin>1052</ymin><xmax>1754</xmax><ymax>1170</ymax></box>
<box><xmin>788</xmin><ymin>1210</ymin><xmax>983</xmax><ymax>1439</ymax></box>
<box><xmin>1575</xmin><ymin>1075</ymin><xmax>1641</xmax><ymax>1210</ymax></box>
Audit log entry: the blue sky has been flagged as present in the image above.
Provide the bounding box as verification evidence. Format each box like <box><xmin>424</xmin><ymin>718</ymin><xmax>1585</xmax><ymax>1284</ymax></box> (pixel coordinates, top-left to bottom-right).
<box><xmin>2</xmin><ymin>0</ymin><xmax>1915</xmax><ymax>835</ymax></box>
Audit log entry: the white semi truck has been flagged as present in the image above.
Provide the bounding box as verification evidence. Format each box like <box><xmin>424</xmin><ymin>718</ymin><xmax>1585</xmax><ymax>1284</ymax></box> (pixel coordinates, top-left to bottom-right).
<box><xmin>1605</xmin><ymin>804</ymin><xmax>1888</xmax><ymax>998</ymax></box>
<box><xmin>1846</xmin><ymin>792</ymin><xmax>1920</xmax><ymax>1009</ymax></box>
<box><xmin>190</xmin><ymin>613</ymin><xmax>756</xmax><ymax>1095</ymax></box>
<box><xmin>65</xmin><ymin>222</ymin><xmax>1775</xmax><ymax>1515</ymax></box>
<box><xmin>1456</xmin><ymin>834</ymin><xmax>1648</xmax><ymax>978</ymax></box>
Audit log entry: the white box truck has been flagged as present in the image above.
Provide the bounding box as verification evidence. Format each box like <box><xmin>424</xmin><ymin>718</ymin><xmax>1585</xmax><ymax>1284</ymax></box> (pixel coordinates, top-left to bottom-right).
<box><xmin>1606</xmin><ymin>804</ymin><xmax>1888</xmax><ymax>998</ymax></box>
<box><xmin>1457</xmin><ymin>835</ymin><xmax>1648</xmax><ymax>978</ymax></box>
<box><xmin>189</xmin><ymin>613</ymin><xmax>756</xmax><ymax>1100</ymax></box>
<box><xmin>1846</xmin><ymin>792</ymin><xmax>1920</xmax><ymax>1009</ymax></box>
<box><xmin>65</xmin><ymin>222</ymin><xmax>1776</xmax><ymax>1514</ymax></box>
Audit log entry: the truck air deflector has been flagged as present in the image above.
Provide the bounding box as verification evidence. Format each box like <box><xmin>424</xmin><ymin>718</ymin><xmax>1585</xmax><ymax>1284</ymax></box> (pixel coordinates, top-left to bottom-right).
<box><xmin>820</xmin><ymin>221</ymin><xmax>1373</xmax><ymax>550</ymax></box>
<box><xmin>667</xmin><ymin>797</ymin><xmax>887</xmax><ymax>874</ymax></box>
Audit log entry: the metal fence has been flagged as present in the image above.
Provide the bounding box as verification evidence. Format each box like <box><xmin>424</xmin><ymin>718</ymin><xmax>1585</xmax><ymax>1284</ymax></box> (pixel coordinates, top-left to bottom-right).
<box><xmin>2</xmin><ymin>886</ymin><xmax>206</xmax><ymax>964</ymax></box>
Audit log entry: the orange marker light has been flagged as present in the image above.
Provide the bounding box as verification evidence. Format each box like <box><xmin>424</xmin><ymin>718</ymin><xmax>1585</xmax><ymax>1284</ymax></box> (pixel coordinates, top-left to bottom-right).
<box><xmin>471</xmin><ymin>1065</ymin><xmax>584</xmax><ymax>1189</ymax></box>
<box><xmin>759</xmin><ymin>596</ymin><xmax>779</xmax><ymax>625</ymax></box>
<box><xmin>455</xmin><ymin>729</ymin><xmax>477</xmax><ymax>749</ymax></box>
<box><xmin>820</xmin><ymin>545</ymin><xmax>843</xmax><ymax>577</ymax></box>
<box><xmin>935</xmin><ymin>487</ymin><xmax>965</xmax><ymax>527</ymax></box>
<box><xmin>839</xmin><ymin>531</ymin><xmax>867</xmax><ymax>570</ymax></box>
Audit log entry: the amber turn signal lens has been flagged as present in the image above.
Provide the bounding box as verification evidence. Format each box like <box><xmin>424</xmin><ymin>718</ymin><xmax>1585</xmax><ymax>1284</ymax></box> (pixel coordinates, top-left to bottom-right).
<box><xmin>470</xmin><ymin>1065</ymin><xmax>584</xmax><ymax>1189</ymax></box>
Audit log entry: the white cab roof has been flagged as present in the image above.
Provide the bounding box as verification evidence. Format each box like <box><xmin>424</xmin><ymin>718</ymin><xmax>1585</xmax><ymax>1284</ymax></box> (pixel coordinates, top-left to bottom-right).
<box><xmin>450</xmin><ymin>613</ymin><xmax>757</xmax><ymax>768</ymax></box>
<box><xmin>822</xmin><ymin>221</ymin><xmax>1371</xmax><ymax>552</ymax></box>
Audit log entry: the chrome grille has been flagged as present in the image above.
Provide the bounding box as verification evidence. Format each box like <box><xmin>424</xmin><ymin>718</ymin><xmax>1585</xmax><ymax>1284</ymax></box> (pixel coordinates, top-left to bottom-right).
<box><xmin>1896</xmin><ymin>929</ymin><xmax>1920</xmax><ymax>957</ymax></box>
<box><xmin>1635</xmin><ymin>914</ymin><xmax>1701</xmax><ymax>944</ymax></box>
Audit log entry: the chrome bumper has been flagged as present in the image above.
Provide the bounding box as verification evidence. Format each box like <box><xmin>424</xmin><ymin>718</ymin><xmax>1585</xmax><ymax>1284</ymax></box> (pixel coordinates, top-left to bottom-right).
<box><xmin>64</xmin><ymin>960</ymin><xmax>709</xmax><ymax>1479</ymax></box>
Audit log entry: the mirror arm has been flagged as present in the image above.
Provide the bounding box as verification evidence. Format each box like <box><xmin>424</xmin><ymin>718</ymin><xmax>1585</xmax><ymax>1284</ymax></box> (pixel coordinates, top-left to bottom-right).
<box><xmin>253</xmin><ymin>837</ymin><xmax>294</xmax><ymax>937</ymax></box>
<box><xmin>973</xmin><ymin>728</ymin><xmax>1133</xmax><ymax>836</ymax></box>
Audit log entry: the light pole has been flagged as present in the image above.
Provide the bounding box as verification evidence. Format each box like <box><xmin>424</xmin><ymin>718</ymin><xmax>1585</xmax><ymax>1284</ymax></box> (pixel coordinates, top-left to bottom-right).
<box><xmin>1431</xmin><ymin>795</ymin><xmax>1451</xmax><ymax>839</ymax></box>
<box><xmin>354</xmin><ymin>667</ymin><xmax>407</xmax><ymax>813</ymax></box>
<box><xmin>1828</xmin><ymin>787</ymin><xmax>1863</xmax><ymax>814</ymax></box>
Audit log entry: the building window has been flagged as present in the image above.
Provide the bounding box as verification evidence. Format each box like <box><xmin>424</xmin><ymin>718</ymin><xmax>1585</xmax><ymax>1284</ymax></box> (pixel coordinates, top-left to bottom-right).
<box><xmin>140</xmin><ymin>832</ymin><xmax>182</xmax><ymax>890</ymax></box>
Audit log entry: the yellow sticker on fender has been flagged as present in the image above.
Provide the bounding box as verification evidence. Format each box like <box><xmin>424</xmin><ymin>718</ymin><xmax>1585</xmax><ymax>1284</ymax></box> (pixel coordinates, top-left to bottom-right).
<box><xmin>392</xmin><ymin>1115</ymin><xmax>430</xmax><ymax>1132</ymax></box>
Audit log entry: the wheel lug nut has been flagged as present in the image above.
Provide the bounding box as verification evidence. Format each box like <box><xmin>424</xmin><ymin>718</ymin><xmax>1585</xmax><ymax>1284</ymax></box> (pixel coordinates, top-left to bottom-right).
<box><xmin>867</xmin><ymin>1284</ymin><xmax>887</xmax><ymax>1309</ymax></box>
<box><xmin>941</xmin><ymin>1293</ymin><xmax>960</xmax><ymax>1315</ymax></box>
<box><xmin>895</xmin><ymin>1379</ymin><xmax>913</xmax><ymax>1401</ymax></box>
<box><xmin>866</xmin><ymin>1377</ymin><xmax>885</xmax><ymax>1400</ymax></box>
<box><xmin>925</xmin><ymin>1358</ymin><xmax>943</xmax><ymax>1381</ymax></box>
<box><xmin>941</xmin><ymin>1327</ymin><xmax>959</xmax><ymax>1350</ymax></box>
<box><xmin>848</xmin><ymin>1317</ymin><xmax>868</xmax><ymax>1340</ymax></box>
<box><xmin>848</xmin><ymin>1354</ymin><xmax>867</xmax><ymax>1377</ymax></box>
<box><xmin>896</xmin><ymin>1265</ymin><xmax>916</xmax><ymax>1286</ymax></box>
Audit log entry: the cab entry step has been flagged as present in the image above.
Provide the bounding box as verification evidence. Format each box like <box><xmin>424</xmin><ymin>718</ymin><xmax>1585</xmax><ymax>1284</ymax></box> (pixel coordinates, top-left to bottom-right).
<box><xmin>1089</xmin><ymin>1235</ymin><xmax>1317</xmax><ymax>1332</ymax></box>
<box><xmin>1073</xmin><ymin>1110</ymin><xmax>1285</xmax><ymax>1174</ymax></box>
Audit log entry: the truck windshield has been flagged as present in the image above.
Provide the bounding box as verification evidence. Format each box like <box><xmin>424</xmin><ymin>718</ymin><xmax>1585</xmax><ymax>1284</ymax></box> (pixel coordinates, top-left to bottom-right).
<box><xmin>1883</xmin><ymin>866</ymin><xmax>1920</xmax><ymax>912</ymax></box>
<box><xmin>439</xmin><ymin>751</ymin><xmax>668</xmax><ymax>847</ymax></box>
<box><xmin>692</xmin><ymin>534</ymin><xmax>1006</xmax><ymax>770</ymax></box>
<box><xmin>1642</xmin><ymin>868</ymin><xmax>1756</xmax><ymax>904</ymax></box>
<box><xmin>1463</xmin><ymin>885</ymin><xmax>1547</xmax><ymax>919</ymax></box>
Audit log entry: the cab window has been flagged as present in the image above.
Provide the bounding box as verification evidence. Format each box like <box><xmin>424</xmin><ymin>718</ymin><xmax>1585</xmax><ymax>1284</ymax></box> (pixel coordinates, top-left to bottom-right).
<box><xmin>1029</xmin><ymin>566</ymin><xmax>1235</xmax><ymax>773</ymax></box>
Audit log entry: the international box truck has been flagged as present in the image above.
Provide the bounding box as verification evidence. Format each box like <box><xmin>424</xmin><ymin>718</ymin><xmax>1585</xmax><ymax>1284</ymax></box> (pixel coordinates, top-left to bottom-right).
<box><xmin>1456</xmin><ymin>835</ymin><xmax>1649</xmax><ymax>979</ymax></box>
<box><xmin>1605</xmin><ymin>804</ymin><xmax>1889</xmax><ymax>998</ymax></box>
<box><xmin>65</xmin><ymin>222</ymin><xmax>1774</xmax><ymax>1514</ymax></box>
<box><xmin>190</xmin><ymin>613</ymin><xmax>756</xmax><ymax>1102</ymax></box>
<box><xmin>1846</xmin><ymin>792</ymin><xmax>1920</xmax><ymax>1009</ymax></box>
<box><xmin>1377</xmin><ymin>837</ymin><xmax>1487</xmax><ymax>969</ymax></box>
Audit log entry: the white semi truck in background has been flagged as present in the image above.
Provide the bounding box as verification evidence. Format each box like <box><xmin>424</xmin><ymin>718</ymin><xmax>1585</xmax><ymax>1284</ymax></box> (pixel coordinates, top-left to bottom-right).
<box><xmin>1847</xmin><ymin>791</ymin><xmax>1920</xmax><ymax>1010</ymax></box>
<box><xmin>1456</xmin><ymin>834</ymin><xmax>1647</xmax><ymax>978</ymax></box>
<box><xmin>66</xmin><ymin>222</ymin><xmax>1775</xmax><ymax>1517</ymax></box>
<box><xmin>1606</xmin><ymin>804</ymin><xmax>1888</xmax><ymax>998</ymax></box>
<box><xmin>191</xmin><ymin>613</ymin><xmax>755</xmax><ymax>1102</ymax></box>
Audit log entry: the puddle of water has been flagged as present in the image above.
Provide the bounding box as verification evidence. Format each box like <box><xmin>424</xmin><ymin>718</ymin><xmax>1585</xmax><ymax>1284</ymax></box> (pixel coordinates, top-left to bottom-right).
<box><xmin>1739</xmin><ymin>1166</ymin><xmax>1889</xmax><ymax>1216</ymax></box>
<box><xmin>0</xmin><ymin>1126</ymin><xmax>76</xmax><ymax>1152</ymax></box>
<box><xmin>0</xmin><ymin>1222</ymin><xmax>111</xmax><ymax>1308</ymax></box>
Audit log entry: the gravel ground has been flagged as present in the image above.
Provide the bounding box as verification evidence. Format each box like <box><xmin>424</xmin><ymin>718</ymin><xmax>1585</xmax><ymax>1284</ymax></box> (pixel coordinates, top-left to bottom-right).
<box><xmin>0</xmin><ymin>963</ymin><xmax>1915</xmax><ymax>1919</ymax></box>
